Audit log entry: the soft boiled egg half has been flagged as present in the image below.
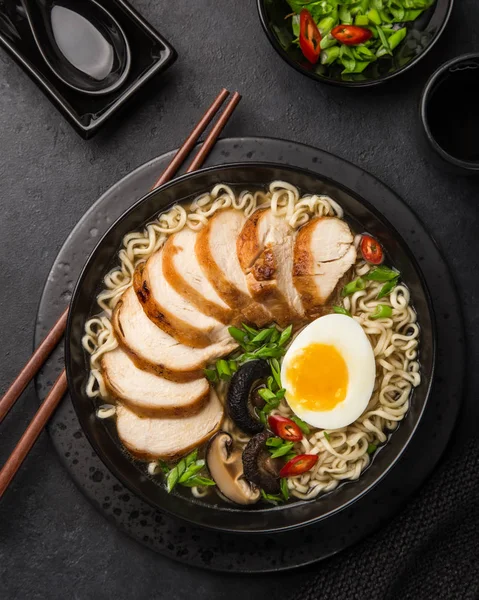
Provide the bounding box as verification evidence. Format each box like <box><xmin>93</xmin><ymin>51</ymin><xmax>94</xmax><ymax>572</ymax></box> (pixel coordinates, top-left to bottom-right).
<box><xmin>281</xmin><ymin>314</ymin><xmax>376</xmax><ymax>430</ymax></box>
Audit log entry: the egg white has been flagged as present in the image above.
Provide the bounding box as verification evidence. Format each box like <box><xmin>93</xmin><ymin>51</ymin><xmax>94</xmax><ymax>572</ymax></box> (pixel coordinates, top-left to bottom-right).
<box><xmin>281</xmin><ymin>314</ymin><xmax>376</xmax><ymax>430</ymax></box>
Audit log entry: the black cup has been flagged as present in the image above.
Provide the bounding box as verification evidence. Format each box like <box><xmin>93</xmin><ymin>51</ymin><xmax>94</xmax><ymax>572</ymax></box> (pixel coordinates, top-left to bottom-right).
<box><xmin>420</xmin><ymin>53</ymin><xmax>479</xmax><ymax>175</ymax></box>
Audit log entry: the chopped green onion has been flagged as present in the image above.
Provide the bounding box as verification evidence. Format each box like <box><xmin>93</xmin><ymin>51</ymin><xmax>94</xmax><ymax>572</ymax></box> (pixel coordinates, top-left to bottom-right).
<box><xmin>367</xmin><ymin>8</ymin><xmax>382</xmax><ymax>24</ymax></box>
<box><xmin>216</xmin><ymin>359</ymin><xmax>231</xmax><ymax>380</ymax></box>
<box><xmin>228</xmin><ymin>326</ymin><xmax>249</xmax><ymax>346</ymax></box>
<box><xmin>291</xmin><ymin>415</ymin><xmax>310</xmax><ymax>435</ymax></box>
<box><xmin>365</xmin><ymin>266</ymin><xmax>399</xmax><ymax>282</ymax></box>
<box><xmin>229</xmin><ymin>360</ymin><xmax>238</xmax><ymax>373</ymax></box>
<box><xmin>275</xmin><ymin>388</ymin><xmax>286</xmax><ymax>399</ymax></box>
<box><xmin>269</xmin><ymin>358</ymin><xmax>282</xmax><ymax>389</ymax></box>
<box><xmin>280</xmin><ymin>478</ymin><xmax>289</xmax><ymax>501</ymax></box>
<box><xmin>321</xmin><ymin>45</ymin><xmax>341</xmax><ymax>65</ymax></box>
<box><xmin>370</xmin><ymin>304</ymin><xmax>393</xmax><ymax>320</ymax></box>
<box><xmin>320</xmin><ymin>34</ymin><xmax>338</xmax><ymax>50</ymax></box>
<box><xmin>258</xmin><ymin>388</ymin><xmax>277</xmax><ymax>402</ymax></box>
<box><xmin>269</xmin><ymin>441</ymin><xmax>295</xmax><ymax>459</ymax></box>
<box><xmin>342</xmin><ymin>277</ymin><xmax>366</xmax><ymax>297</ymax></box>
<box><xmin>377</xmin><ymin>277</ymin><xmax>399</xmax><ymax>299</ymax></box>
<box><xmin>266</xmin><ymin>437</ymin><xmax>284</xmax><ymax>448</ymax></box>
<box><xmin>261</xmin><ymin>490</ymin><xmax>283</xmax><ymax>504</ymax></box>
<box><xmin>355</xmin><ymin>14</ymin><xmax>369</xmax><ymax>26</ymax></box>
<box><xmin>181</xmin><ymin>476</ymin><xmax>216</xmax><ymax>488</ymax></box>
<box><xmin>251</xmin><ymin>328</ymin><xmax>275</xmax><ymax>344</ymax></box>
<box><xmin>241</xmin><ymin>323</ymin><xmax>259</xmax><ymax>337</ymax></box>
<box><xmin>323</xmin><ymin>431</ymin><xmax>331</xmax><ymax>442</ymax></box>
<box><xmin>278</xmin><ymin>324</ymin><xmax>293</xmax><ymax>347</ymax></box>
<box><xmin>204</xmin><ymin>368</ymin><xmax>218</xmax><ymax>383</ymax></box>
<box><xmin>178</xmin><ymin>461</ymin><xmax>205</xmax><ymax>484</ymax></box>
<box><xmin>376</xmin><ymin>26</ymin><xmax>392</xmax><ymax>55</ymax></box>
<box><xmin>333</xmin><ymin>305</ymin><xmax>352</xmax><ymax>317</ymax></box>
<box><xmin>367</xmin><ymin>443</ymin><xmax>377</xmax><ymax>455</ymax></box>
<box><xmin>270</xmin><ymin>328</ymin><xmax>281</xmax><ymax>344</ymax></box>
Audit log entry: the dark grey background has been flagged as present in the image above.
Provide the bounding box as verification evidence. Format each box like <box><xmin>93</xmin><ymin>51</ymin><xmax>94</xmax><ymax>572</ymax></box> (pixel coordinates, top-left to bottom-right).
<box><xmin>1</xmin><ymin>1</ymin><xmax>478</xmax><ymax>599</ymax></box>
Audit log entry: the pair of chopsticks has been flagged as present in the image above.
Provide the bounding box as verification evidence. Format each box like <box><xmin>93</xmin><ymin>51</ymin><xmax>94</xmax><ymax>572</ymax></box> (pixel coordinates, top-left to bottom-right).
<box><xmin>0</xmin><ymin>88</ymin><xmax>241</xmax><ymax>498</ymax></box>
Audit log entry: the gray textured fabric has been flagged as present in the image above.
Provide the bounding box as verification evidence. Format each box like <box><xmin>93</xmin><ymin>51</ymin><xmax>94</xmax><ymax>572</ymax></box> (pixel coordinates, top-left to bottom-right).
<box><xmin>294</xmin><ymin>434</ymin><xmax>479</xmax><ymax>600</ymax></box>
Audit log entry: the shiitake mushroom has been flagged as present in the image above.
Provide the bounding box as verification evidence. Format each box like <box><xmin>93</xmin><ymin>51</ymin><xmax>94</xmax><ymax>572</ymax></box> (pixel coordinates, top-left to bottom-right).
<box><xmin>206</xmin><ymin>432</ymin><xmax>260</xmax><ymax>505</ymax></box>
<box><xmin>242</xmin><ymin>431</ymin><xmax>283</xmax><ymax>495</ymax></box>
<box><xmin>227</xmin><ymin>360</ymin><xmax>270</xmax><ymax>434</ymax></box>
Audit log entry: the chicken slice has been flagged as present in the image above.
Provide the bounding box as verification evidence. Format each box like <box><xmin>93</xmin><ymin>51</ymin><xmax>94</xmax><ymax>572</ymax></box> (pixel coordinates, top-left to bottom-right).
<box><xmin>102</xmin><ymin>348</ymin><xmax>210</xmax><ymax>417</ymax></box>
<box><xmin>113</xmin><ymin>287</ymin><xmax>237</xmax><ymax>382</ymax></box>
<box><xmin>237</xmin><ymin>207</ymin><xmax>304</xmax><ymax>327</ymax></box>
<box><xmin>293</xmin><ymin>217</ymin><xmax>357</xmax><ymax>318</ymax></box>
<box><xmin>195</xmin><ymin>208</ymin><xmax>272</xmax><ymax>326</ymax></box>
<box><xmin>116</xmin><ymin>389</ymin><xmax>224</xmax><ymax>460</ymax></box>
<box><xmin>162</xmin><ymin>227</ymin><xmax>233</xmax><ymax>324</ymax></box>
<box><xmin>134</xmin><ymin>248</ymin><xmax>233</xmax><ymax>348</ymax></box>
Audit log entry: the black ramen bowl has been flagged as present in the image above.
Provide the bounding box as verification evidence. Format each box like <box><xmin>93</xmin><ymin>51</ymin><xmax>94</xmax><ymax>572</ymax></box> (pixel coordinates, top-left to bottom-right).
<box><xmin>66</xmin><ymin>163</ymin><xmax>435</xmax><ymax>534</ymax></box>
<box><xmin>257</xmin><ymin>0</ymin><xmax>454</xmax><ymax>87</ymax></box>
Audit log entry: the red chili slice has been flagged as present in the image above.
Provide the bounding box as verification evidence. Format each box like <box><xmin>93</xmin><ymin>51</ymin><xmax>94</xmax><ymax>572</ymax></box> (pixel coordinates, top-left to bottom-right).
<box><xmin>279</xmin><ymin>454</ymin><xmax>318</xmax><ymax>478</ymax></box>
<box><xmin>268</xmin><ymin>415</ymin><xmax>303</xmax><ymax>442</ymax></box>
<box><xmin>331</xmin><ymin>25</ymin><xmax>372</xmax><ymax>46</ymax></box>
<box><xmin>299</xmin><ymin>9</ymin><xmax>321</xmax><ymax>64</ymax></box>
<box><xmin>360</xmin><ymin>235</ymin><xmax>384</xmax><ymax>265</ymax></box>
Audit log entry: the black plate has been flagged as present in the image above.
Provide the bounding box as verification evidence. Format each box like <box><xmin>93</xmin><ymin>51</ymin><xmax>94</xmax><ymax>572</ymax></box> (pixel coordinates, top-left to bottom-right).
<box><xmin>65</xmin><ymin>162</ymin><xmax>435</xmax><ymax>534</ymax></box>
<box><xmin>0</xmin><ymin>0</ymin><xmax>176</xmax><ymax>138</ymax></box>
<box><xmin>35</xmin><ymin>137</ymin><xmax>464</xmax><ymax>571</ymax></box>
<box><xmin>257</xmin><ymin>0</ymin><xmax>454</xmax><ymax>87</ymax></box>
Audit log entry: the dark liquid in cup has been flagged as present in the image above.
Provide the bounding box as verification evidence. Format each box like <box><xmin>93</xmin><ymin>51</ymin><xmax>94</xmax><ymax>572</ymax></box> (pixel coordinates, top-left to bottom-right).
<box><xmin>427</xmin><ymin>67</ymin><xmax>479</xmax><ymax>163</ymax></box>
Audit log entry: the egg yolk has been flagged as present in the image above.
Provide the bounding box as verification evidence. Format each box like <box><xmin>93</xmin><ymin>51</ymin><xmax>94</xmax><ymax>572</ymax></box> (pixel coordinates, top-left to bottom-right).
<box><xmin>286</xmin><ymin>343</ymin><xmax>349</xmax><ymax>412</ymax></box>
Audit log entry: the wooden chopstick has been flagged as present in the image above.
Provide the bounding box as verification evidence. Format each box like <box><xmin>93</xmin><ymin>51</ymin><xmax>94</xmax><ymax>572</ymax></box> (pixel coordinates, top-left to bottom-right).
<box><xmin>152</xmin><ymin>88</ymin><xmax>230</xmax><ymax>188</ymax></box>
<box><xmin>186</xmin><ymin>92</ymin><xmax>241</xmax><ymax>173</ymax></box>
<box><xmin>0</xmin><ymin>88</ymin><xmax>241</xmax><ymax>498</ymax></box>
<box><xmin>0</xmin><ymin>372</ymin><xmax>68</xmax><ymax>496</ymax></box>
<box><xmin>0</xmin><ymin>87</ymin><xmax>233</xmax><ymax>427</ymax></box>
<box><xmin>0</xmin><ymin>308</ymin><xmax>69</xmax><ymax>424</ymax></box>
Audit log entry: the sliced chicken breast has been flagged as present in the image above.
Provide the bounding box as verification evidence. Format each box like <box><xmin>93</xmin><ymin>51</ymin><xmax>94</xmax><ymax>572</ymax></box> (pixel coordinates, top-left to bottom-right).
<box><xmin>237</xmin><ymin>208</ymin><xmax>304</xmax><ymax>327</ymax></box>
<box><xmin>113</xmin><ymin>287</ymin><xmax>237</xmax><ymax>382</ymax></box>
<box><xmin>134</xmin><ymin>248</ymin><xmax>233</xmax><ymax>348</ymax></box>
<box><xmin>116</xmin><ymin>389</ymin><xmax>224</xmax><ymax>460</ymax></box>
<box><xmin>102</xmin><ymin>348</ymin><xmax>210</xmax><ymax>417</ymax></box>
<box><xmin>163</xmin><ymin>227</ymin><xmax>233</xmax><ymax>324</ymax></box>
<box><xmin>195</xmin><ymin>208</ymin><xmax>272</xmax><ymax>326</ymax></box>
<box><xmin>293</xmin><ymin>217</ymin><xmax>357</xmax><ymax>318</ymax></box>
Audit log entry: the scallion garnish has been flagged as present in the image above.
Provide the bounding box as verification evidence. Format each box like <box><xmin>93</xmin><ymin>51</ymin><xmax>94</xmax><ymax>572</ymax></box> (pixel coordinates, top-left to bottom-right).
<box><xmin>291</xmin><ymin>415</ymin><xmax>310</xmax><ymax>435</ymax></box>
<box><xmin>377</xmin><ymin>277</ymin><xmax>399</xmax><ymax>299</ymax></box>
<box><xmin>341</xmin><ymin>277</ymin><xmax>366</xmax><ymax>297</ymax></box>
<box><xmin>164</xmin><ymin>450</ymin><xmax>215</xmax><ymax>492</ymax></box>
<box><xmin>333</xmin><ymin>305</ymin><xmax>352</xmax><ymax>317</ymax></box>
<box><xmin>280</xmin><ymin>478</ymin><xmax>289</xmax><ymax>501</ymax></box>
<box><xmin>370</xmin><ymin>304</ymin><xmax>393</xmax><ymax>320</ymax></box>
<box><xmin>365</xmin><ymin>265</ymin><xmax>399</xmax><ymax>282</ymax></box>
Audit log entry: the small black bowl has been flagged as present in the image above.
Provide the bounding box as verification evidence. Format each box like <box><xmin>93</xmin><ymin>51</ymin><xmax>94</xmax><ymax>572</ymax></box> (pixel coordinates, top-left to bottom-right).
<box><xmin>257</xmin><ymin>0</ymin><xmax>454</xmax><ymax>87</ymax></box>
<box><xmin>65</xmin><ymin>162</ymin><xmax>436</xmax><ymax>534</ymax></box>
<box><xmin>420</xmin><ymin>53</ymin><xmax>479</xmax><ymax>175</ymax></box>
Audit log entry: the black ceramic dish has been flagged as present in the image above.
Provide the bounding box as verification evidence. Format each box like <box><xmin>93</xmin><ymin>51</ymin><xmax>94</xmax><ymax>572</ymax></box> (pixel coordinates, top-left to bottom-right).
<box><xmin>0</xmin><ymin>0</ymin><xmax>176</xmax><ymax>138</ymax></box>
<box><xmin>65</xmin><ymin>162</ymin><xmax>435</xmax><ymax>534</ymax></box>
<box><xmin>257</xmin><ymin>0</ymin><xmax>454</xmax><ymax>87</ymax></box>
<box><xmin>420</xmin><ymin>53</ymin><xmax>479</xmax><ymax>175</ymax></box>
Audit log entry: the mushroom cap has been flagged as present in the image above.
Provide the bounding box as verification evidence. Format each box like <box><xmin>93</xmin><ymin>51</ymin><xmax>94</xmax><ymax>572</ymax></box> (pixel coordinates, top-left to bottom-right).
<box><xmin>206</xmin><ymin>432</ymin><xmax>260</xmax><ymax>505</ymax></box>
<box><xmin>242</xmin><ymin>431</ymin><xmax>282</xmax><ymax>494</ymax></box>
<box><xmin>227</xmin><ymin>359</ymin><xmax>270</xmax><ymax>434</ymax></box>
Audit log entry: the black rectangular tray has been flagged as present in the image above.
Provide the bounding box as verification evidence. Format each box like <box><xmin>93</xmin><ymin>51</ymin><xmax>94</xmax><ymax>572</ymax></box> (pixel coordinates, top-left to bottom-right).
<box><xmin>0</xmin><ymin>0</ymin><xmax>177</xmax><ymax>138</ymax></box>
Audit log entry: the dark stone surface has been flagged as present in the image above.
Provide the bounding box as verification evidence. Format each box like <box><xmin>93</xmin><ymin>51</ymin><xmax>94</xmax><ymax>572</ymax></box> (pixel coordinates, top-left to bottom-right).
<box><xmin>0</xmin><ymin>0</ymin><xmax>478</xmax><ymax>598</ymax></box>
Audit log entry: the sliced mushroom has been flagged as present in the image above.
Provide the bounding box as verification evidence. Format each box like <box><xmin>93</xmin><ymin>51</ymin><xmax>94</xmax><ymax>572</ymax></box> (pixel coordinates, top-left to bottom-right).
<box><xmin>206</xmin><ymin>432</ymin><xmax>261</xmax><ymax>505</ymax></box>
<box><xmin>242</xmin><ymin>431</ymin><xmax>282</xmax><ymax>495</ymax></box>
<box><xmin>227</xmin><ymin>359</ymin><xmax>270</xmax><ymax>434</ymax></box>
